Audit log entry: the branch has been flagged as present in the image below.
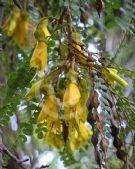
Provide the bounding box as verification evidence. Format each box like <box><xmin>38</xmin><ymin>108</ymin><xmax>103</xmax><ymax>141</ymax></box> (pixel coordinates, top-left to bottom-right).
<box><xmin>112</xmin><ymin>30</ymin><xmax>128</xmax><ymax>62</ymax></box>
<box><xmin>0</xmin><ymin>144</ymin><xmax>29</xmax><ymax>169</ymax></box>
<box><xmin>66</xmin><ymin>5</ymin><xmax>73</xmax><ymax>56</ymax></box>
<box><xmin>36</xmin><ymin>165</ymin><xmax>49</xmax><ymax>169</ymax></box>
<box><xmin>12</xmin><ymin>0</ymin><xmax>22</xmax><ymax>9</ymax></box>
<box><xmin>112</xmin><ymin>18</ymin><xmax>133</xmax><ymax>62</ymax></box>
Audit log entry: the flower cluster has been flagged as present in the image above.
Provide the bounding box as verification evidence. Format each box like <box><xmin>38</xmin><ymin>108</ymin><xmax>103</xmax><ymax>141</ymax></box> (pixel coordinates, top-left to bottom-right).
<box><xmin>26</xmin><ymin>68</ymin><xmax>93</xmax><ymax>150</ymax></box>
<box><xmin>25</xmin><ymin>18</ymin><xmax>128</xmax><ymax>151</ymax></box>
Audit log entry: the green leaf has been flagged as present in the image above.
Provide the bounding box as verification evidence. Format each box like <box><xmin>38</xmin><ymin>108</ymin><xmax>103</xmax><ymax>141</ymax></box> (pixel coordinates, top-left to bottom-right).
<box><xmin>20</xmin><ymin>134</ymin><xmax>27</xmax><ymax>143</ymax></box>
<box><xmin>49</xmin><ymin>40</ymin><xmax>55</xmax><ymax>48</ymax></box>
<box><xmin>37</xmin><ymin>131</ymin><xmax>43</xmax><ymax>139</ymax></box>
<box><xmin>112</xmin><ymin>0</ymin><xmax>121</xmax><ymax>9</ymax></box>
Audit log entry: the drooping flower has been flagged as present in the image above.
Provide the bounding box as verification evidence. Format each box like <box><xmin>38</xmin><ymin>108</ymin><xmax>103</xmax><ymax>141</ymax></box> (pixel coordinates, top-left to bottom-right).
<box><xmin>63</xmin><ymin>68</ymin><xmax>92</xmax><ymax>150</ymax></box>
<box><xmin>3</xmin><ymin>6</ymin><xmax>20</xmax><ymax>37</ymax></box>
<box><xmin>30</xmin><ymin>41</ymin><xmax>47</xmax><ymax>74</ymax></box>
<box><xmin>13</xmin><ymin>11</ymin><xmax>29</xmax><ymax>48</ymax></box>
<box><xmin>68</xmin><ymin>121</ymin><xmax>93</xmax><ymax>151</ymax></box>
<box><xmin>102</xmin><ymin>68</ymin><xmax>128</xmax><ymax>87</ymax></box>
<box><xmin>3</xmin><ymin>7</ymin><xmax>30</xmax><ymax>48</ymax></box>
<box><xmin>44</xmin><ymin>132</ymin><xmax>63</xmax><ymax>149</ymax></box>
<box><xmin>63</xmin><ymin>68</ymin><xmax>81</xmax><ymax>107</ymax></box>
<box><xmin>30</xmin><ymin>18</ymin><xmax>51</xmax><ymax>75</ymax></box>
<box><xmin>75</xmin><ymin>102</ymin><xmax>88</xmax><ymax>122</ymax></box>
<box><xmin>37</xmin><ymin>18</ymin><xmax>51</xmax><ymax>39</ymax></box>
<box><xmin>79</xmin><ymin>121</ymin><xmax>93</xmax><ymax>140</ymax></box>
<box><xmin>63</xmin><ymin>82</ymin><xmax>81</xmax><ymax>107</ymax></box>
<box><xmin>25</xmin><ymin>79</ymin><xmax>44</xmax><ymax>100</ymax></box>
<box><xmin>64</xmin><ymin>102</ymin><xmax>87</xmax><ymax>124</ymax></box>
<box><xmin>37</xmin><ymin>94</ymin><xmax>59</xmax><ymax>123</ymax></box>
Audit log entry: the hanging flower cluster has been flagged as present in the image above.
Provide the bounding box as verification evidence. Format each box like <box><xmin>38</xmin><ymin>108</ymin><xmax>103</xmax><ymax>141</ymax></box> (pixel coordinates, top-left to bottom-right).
<box><xmin>25</xmin><ymin>7</ymin><xmax>128</xmax><ymax>161</ymax></box>
<box><xmin>26</xmin><ymin>67</ymin><xmax>93</xmax><ymax>150</ymax></box>
<box><xmin>3</xmin><ymin>6</ymin><xmax>29</xmax><ymax>48</ymax></box>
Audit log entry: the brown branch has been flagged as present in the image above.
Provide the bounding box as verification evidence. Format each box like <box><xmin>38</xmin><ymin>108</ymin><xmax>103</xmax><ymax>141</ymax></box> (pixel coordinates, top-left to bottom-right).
<box><xmin>58</xmin><ymin>7</ymin><xmax>67</xmax><ymax>25</ymax></box>
<box><xmin>12</xmin><ymin>0</ymin><xmax>22</xmax><ymax>9</ymax></box>
<box><xmin>66</xmin><ymin>6</ymin><xmax>72</xmax><ymax>44</ymax></box>
<box><xmin>112</xmin><ymin>18</ymin><xmax>133</xmax><ymax>62</ymax></box>
<box><xmin>128</xmin><ymin>160</ymin><xmax>135</xmax><ymax>169</ymax></box>
<box><xmin>65</xmin><ymin>5</ymin><xmax>74</xmax><ymax>62</ymax></box>
<box><xmin>36</xmin><ymin>165</ymin><xmax>49</xmax><ymax>169</ymax></box>
<box><xmin>0</xmin><ymin>144</ymin><xmax>29</xmax><ymax>169</ymax></box>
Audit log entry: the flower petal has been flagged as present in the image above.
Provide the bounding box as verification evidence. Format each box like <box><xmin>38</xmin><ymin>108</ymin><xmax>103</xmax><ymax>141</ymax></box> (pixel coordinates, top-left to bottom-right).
<box><xmin>103</xmin><ymin>68</ymin><xmax>128</xmax><ymax>87</ymax></box>
<box><xmin>37</xmin><ymin>95</ymin><xmax>59</xmax><ymax>123</ymax></box>
<box><xmin>63</xmin><ymin>83</ymin><xmax>81</xmax><ymax>107</ymax></box>
<box><xmin>25</xmin><ymin>79</ymin><xmax>43</xmax><ymax>100</ymax></box>
<box><xmin>30</xmin><ymin>41</ymin><xmax>47</xmax><ymax>73</ymax></box>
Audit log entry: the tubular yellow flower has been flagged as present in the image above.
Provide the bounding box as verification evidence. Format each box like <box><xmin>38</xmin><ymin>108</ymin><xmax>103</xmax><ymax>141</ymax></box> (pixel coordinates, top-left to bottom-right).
<box><xmin>75</xmin><ymin>44</ymin><xmax>82</xmax><ymax>53</ymax></box>
<box><xmin>37</xmin><ymin>18</ymin><xmax>51</xmax><ymax>38</ymax></box>
<box><xmin>25</xmin><ymin>79</ymin><xmax>44</xmax><ymax>100</ymax></box>
<box><xmin>63</xmin><ymin>83</ymin><xmax>81</xmax><ymax>107</ymax></box>
<box><xmin>73</xmin><ymin>44</ymin><xmax>87</xmax><ymax>65</ymax></box>
<box><xmin>79</xmin><ymin>121</ymin><xmax>93</xmax><ymax>140</ymax></box>
<box><xmin>45</xmin><ymin>132</ymin><xmax>63</xmax><ymax>149</ymax></box>
<box><xmin>68</xmin><ymin>122</ymin><xmax>93</xmax><ymax>151</ymax></box>
<box><xmin>68</xmin><ymin>130</ymin><xmax>79</xmax><ymax>151</ymax></box>
<box><xmin>75</xmin><ymin>102</ymin><xmax>88</xmax><ymax>122</ymax></box>
<box><xmin>47</xmin><ymin>120</ymin><xmax>61</xmax><ymax>134</ymax></box>
<box><xmin>3</xmin><ymin>7</ymin><xmax>20</xmax><ymax>37</ymax></box>
<box><xmin>64</xmin><ymin>103</ymin><xmax>88</xmax><ymax>125</ymax></box>
<box><xmin>42</xmin><ymin>26</ymin><xmax>51</xmax><ymax>38</ymax></box>
<box><xmin>102</xmin><ymin>68</ymin><xmax>128</xmax><ymax>87</ymax></box>
<box><xmin>37</xmin><ymin>94</ymin><xmax>59</xmax><ymax>123</ymax></box>
<box><xmin>13</xmin><ymin>11</ymin><xmax>29</xmax><ymax>48</ymax></box>
<box><xmin>64</xmin><ymin>106</ymin><xmax>78</xmax><ymax>123</ymax></box>
<box><xmin>30</xmin><ymin>41</ymin><xmax>47</xmax><ymax>74</ymax></box>
<box><xmin>30</xmin><ymin>18</ymin><xmax>51</xmax><ymax>75</ymax></box>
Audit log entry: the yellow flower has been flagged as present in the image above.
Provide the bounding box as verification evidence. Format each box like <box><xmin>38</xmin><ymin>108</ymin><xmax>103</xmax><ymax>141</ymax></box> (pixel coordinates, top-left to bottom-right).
<box><xmin>79</xmin><ymin>121</ymin><xmax>93</xmax><ymax>140</ymax></box>
<box><xmin>3</xmin><ymin>8</ymin><xmax>30</xmax><ymax>48</ymax></box>
<box><xmin>13</xmin><ymin>11</ymin><xmax>29</xmax><ymax>48</ymax></box>
<box><xmin>73</xmin><ymin>44</ymin><xmax>87</xmax><ymax>65</ymax></box>
<box><xmin>45</xmin><ymin>132</ymin><xmax>63</xmax><ymax>149</ymax></box>
<box><xmin>30</xmin><ymin>41</ymin><xmax>47</xmax><ymax>74</ymax></box>
<box><xmin>37</xmin><ymin>94</ymin><xmax>59</xmax><ymax>123</ymax></box>
<box><xmin>47</xmin><ymin>120</ymin><xmax>62</xmax><ymax>134</ymax></box>
<box><xmin>68</xmin><ymin>130</ymin><xmax>79</xmax><ymax>151</ymax></box>
<box><xmin>3</xmin><ymin>7</ymin><xmax>20</xmax><ymax>37</ymax></box>
<box><xmin>64</xmin><ymin>106</ymin><xmax>75</xmax><ymax>122</ymax></box>
<box><xmin>31</xmin><ymin>18</ymin><xmax>51</xmax><ymax>74</ymax></box>
<box><xmin>37</xmin><ymin>18</ymin><xmax>51</xmax><ymax>38</ymax></box>
<box><xmin>63</xmin><ymin>83</ymin><xmax>81</xmax><ymax>107</ymax></box>
<box><xmin>68</xmin><ymin>122</ymin><xmax>93</xmax><ymax>151</ymax></box>
<box><xmin>64</xmin><ymin>103</ymin><xmax>87</xmax><ymax>124</ymax></box>
<box><xmin>75</xmin><ymin>102</ymin><xmax>88</xmax><ymax>122</ymax></box>
<box><xmin>102</xmin><ymin>68</ymin><xmax>128</xmax><ymax>87</ymax></box>
<box><xmin>25</xmin><ymin>79</ymin><xmax>44</xmax><ymax>100</ymax></box>
<box><xmin>75</xmin><ymin>44</ymin><xmax>82</xmax><ymax>53</ymax></box>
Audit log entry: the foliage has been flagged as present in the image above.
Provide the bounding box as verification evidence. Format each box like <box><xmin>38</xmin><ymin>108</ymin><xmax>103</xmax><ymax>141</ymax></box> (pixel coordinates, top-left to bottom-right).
<box><xmin>0</xmin><ymin>0</ymin><xmax>135</xmax><ymax>169</ymax></box>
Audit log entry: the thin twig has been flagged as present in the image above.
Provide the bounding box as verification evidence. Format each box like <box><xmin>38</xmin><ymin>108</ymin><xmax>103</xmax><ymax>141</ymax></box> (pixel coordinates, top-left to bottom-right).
<box><xmin>112</xmin><ymin>31</ymin><xmax>128</xmax><ymax>62</ymax></box>
<box><xmin>66</xmin><ymin>6</ymin><xmax>73</xmax><ymax>59</ymax></box>
<box><xmin>128</xmin><ymin>161</ymin><xmax>135</xmax><ymax>169</ymax></box>
<box><xmin>12</xmin><ymin>0</ymin><xmax>22</xmax><ymax>9</ymax></box>
<box><xmin>0</xmin><ymin>144</ymin><xmax>29</xmax><ymax>169</ymax></box>
<box><xmin>38</xmin><ymin>165</ymin><xmax>49</xmax><ymax>169</ymax></box>
<box><xmin>112</xmin><ymin>18</ymin><xmax>133</xmax><ymax>62</ymax></box>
